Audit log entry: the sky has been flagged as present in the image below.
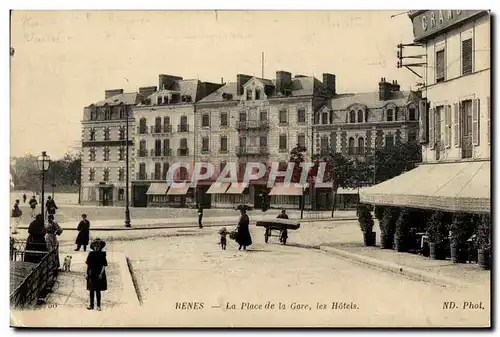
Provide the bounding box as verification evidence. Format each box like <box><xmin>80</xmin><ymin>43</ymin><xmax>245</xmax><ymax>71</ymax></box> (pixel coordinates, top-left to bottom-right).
<box><xmin>10</xmin><ymin>10</ymin><xmax>418</xmax><ymax>159</ymax></box>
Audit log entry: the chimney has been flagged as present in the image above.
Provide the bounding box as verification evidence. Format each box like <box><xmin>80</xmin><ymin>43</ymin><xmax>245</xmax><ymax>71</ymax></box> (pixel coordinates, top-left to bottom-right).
<box><xmin>322</xmin><ymin>73</ymin><xmax>336</xmax><ymax>96</ymax></box>
<box><xmin>236</xmin><ymin>74</ymin><xmax>253</xmax><ymax>96</ymax></box>
<box><xmin>378</xmin><ymin>78</ymin><xmax>391</xmax><ymax>101</ymax></box>
<box><xmin>276</xmin><ymin>71</ymin><xmax>292</xmax><ymax>94</ymax></box>
<box><xmin>391</xmin><ymin>80</ymin><xmax>400</xmax><ymax>92</ymax></box>
<box><xmin>105</xmin><ymin>89</ymin><xmax>124</xmax><ymax>99</ymax></box>
<box><xmin>158</xmin><ymin>74</ymin><xmax>183</xmax><ymax>91</ymax></box>
<box><xmin>221</xmin><ymin>77</ymin><xmax>224</xmax><ymax>84</ymax></box>
<box><xmin>138</xmin><ymin>86</ymin><xmax>157</xmax><ymax>98</ymax></box>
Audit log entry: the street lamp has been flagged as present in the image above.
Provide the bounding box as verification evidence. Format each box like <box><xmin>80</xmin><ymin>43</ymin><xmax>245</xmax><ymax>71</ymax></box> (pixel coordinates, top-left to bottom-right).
<box><xmin>36</xmin><ymin>151</ymin><xmax>51</xmax><ymax>220</ymax></box>
<box><xmin>125</xmin><ymin>106</ymin><xmax>131</xmax><ymax>228</ymax></box>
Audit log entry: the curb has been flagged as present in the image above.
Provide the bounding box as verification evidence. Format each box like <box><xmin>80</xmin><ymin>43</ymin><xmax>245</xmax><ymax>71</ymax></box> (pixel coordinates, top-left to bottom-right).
<box><xmin>17</xmin><ymin>217</ymin><xmax>357</xmax><ymax>231</ymax></box>
<box><xmin>112</xmin><ymin>252</ymin><xmax>141</xmax><ymax>307</ymax></box>
<box><xmin>319</xmin><ymin>246</ymin><xmax>468</xmax><ymax>288</ymax></box>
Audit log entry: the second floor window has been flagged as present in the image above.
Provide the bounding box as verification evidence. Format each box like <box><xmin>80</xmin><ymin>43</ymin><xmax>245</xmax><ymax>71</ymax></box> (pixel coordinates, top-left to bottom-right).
<box><xmin>119</xmin><ymin>126</ymin><xmax>125</xmax><ymax>140</ymax></box>
<box><xmin>89</xmin><ymin>168</ymin><xmax>95</xmax><ymax>181</ymax></box>
<box><xmin>202</xmin><ymin>114</ymin><xmax>210</xmax><ymax>127</ymax></box>
<box><xmin>358</xmin><ymin>137</ymin><xmax>365</xmax><ymax>154</ymax></box>
<box><xmin>279</xmin><ymin>109</ymin><xmax>287</xmax><ymax>124</ymax></box>
<box><xmin>163</xmin><ymin>116</ymin><xmax>171</xmax><ymax>132</ymax></box>
<box><xmin>321</xmin><ymin>136</ymin><xmax>329</xmax><ymax>153</ymax></box>
<box><xmin>89</xmin><ymin>148</ymin><xmax>96</xmax><ymax>161</ymax></box>
<box><xmin>104</xmin><ymin>127</ymin><xmax>110</xmax><ymax>140</ymax></box>
<box><xmin>103</xmin><ymin>168</ymin><xmax>110</xmax><ymax>181</ymax></box>
<box><xmin>220</xmin><ymin>136</ymin><xmax>228</xmax><ymax>152</ymax></box>
<box><xmin>298</xmin><ymin>133</ymin><xmax>306</xmax><ymax>147</ymax></box>
<box><xmin>89</xmin><ymin>128</ymin><xmax>96</xmax><ymax>141</ymax></box>
<box><xmin>179</xmin><ymin>116</ymin><xmax>188</xmax><ymax>132</ymax></box>
<box><xmin>239</xmin><ymin>111</ymin><xmax>246</xmax><ymax>122</ymax></box>
<box><xmin>202</xmin><ymin>137</ymin><xmax>209</xmax><ymax>152</ymax></box>
<box><xmin>260</xmin><ymin>109</ymin><xmax>267</xmax><ymax>122</ymax></box>
<box><xmin>385</xmin><ymin>134</ymin><xmax>395</xmax><ymax>147</ymax></box>
<box><xmin>239</xmin><ymin>136</ymin><xmax>246</xmax><ymax>148</ymax></box>
<box><xmin>103</xmin><ymin>147</ymin><xmax>110</xmax><ymax>161</ymax></box>
<box><xmin>163</xmin><ymin>139</ymin><xmax>170</xmax><ymax>155</ymax></box>
<box><xmin>139</xmin><ymin>118</ymin><xmax>147</xmax><ymax>134</ymax></box>
<box><xmin>462</xmin><ymin>38</ymin><xmax>473</xmax><ymax>75</ymax></box>
<box><xmin>348</xmin><ymin>137</ymin><xmax>355</xmax><ymax>155</ymax></box>
<box><xmin>297</xmin><ymin>108</ymin><xmax>306</xmax><ymax>123</ymax></box>
<box><xmin>139</xmin><ymin>163</ymin><xmax>146</xmax><ymax>179</ymax></box>
<box><xmin>260</xmin><ymin>136</ymin><xmax>267</xmax><ymax>147</ymax></box>
<box><xmin>436</xmin><ymin>49</ymin><xmax>445</xmax><ymax>83</ymax></box>
<box><xmin>221</xmin><ymin>112</ymin><xmax>228</xmax><ymax>127</ymax></box>
<box><xmin>155</xmin><ymin>163</ymin><xmax>161</xmax><ymax>180</ymax></box>
<box><xmin>118</xmin><ymin>168</ymin><xmax>125</xmax><ymax>181</ymax></box>
<box><xmin>155</xmin><ymin>117</ymin><xmax>161</xmax><ymax>133</ymax></box>
<box><xmin>162</xmin><ymin>162</ymin><xmax>169</xmax><ymax>180</ymax></box>
<box><xmin>279</xmin><ymin>135</ymin><xmax>287</xmax><ymax>151</ymax></box>
<box><xmin>118</xmin><ymin>147</ymin><xmax>125</xmax><ymax>161</ymax></box>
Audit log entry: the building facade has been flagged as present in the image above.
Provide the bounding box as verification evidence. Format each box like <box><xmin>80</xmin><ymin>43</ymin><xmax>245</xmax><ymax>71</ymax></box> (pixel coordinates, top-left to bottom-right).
<box><xmin>360</xmin><ymin>10</ymin><xmax>490</xmax><ymax>215</ymax></box>
<box><xmin>196</xmin><ymin>71</ymin><xmax>330</xmax><ymax>209</ymax></box>
<box><xmin>131</xmin><ymin>74</ymin><xmax>222</xmax><ymax>207</ymax></box>
<box><xmin>313</xmin><ymin>78</ymin><xmax>421</xmax><ymax>209</ymax></box>
<box><xmin>81</xmin><ymin>89</ymin><xmax>140</xmax><ymax>206</ymax></box>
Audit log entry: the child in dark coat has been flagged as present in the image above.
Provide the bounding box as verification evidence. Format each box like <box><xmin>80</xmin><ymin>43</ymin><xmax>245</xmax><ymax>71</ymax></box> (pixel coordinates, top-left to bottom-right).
<box><xmin>86</xmin><ymin>238</ymin><xmax>108</xmax><ymax>311</ymax></box>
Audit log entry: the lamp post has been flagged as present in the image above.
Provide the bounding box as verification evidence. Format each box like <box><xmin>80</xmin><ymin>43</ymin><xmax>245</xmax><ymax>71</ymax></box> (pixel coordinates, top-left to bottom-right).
<box><xmin>125</xmin><ymin>106</ymin><xmax>131</xmax><ymax>227</ymax></box>
<box><xmin>37</xmin><ymin>151</ymin><xmax>51</xmax><ymax>220</ymax></box>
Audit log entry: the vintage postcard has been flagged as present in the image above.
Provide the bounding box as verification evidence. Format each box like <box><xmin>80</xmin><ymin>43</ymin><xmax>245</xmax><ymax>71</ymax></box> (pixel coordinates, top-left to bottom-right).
<box><xmin>9</xmin><ymin>9</ymin><xmax>491</xmax><ymax>328</ymax></box>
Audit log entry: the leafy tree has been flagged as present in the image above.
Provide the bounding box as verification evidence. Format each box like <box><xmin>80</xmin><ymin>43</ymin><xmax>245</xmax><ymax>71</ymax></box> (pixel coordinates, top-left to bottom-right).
<box><xmin>372</xmin><ymin>142</ymin><xmax>422</xmax><ymax>184</ymax></box>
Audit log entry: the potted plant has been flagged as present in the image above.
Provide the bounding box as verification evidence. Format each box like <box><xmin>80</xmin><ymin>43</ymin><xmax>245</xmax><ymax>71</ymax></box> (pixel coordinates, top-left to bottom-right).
<box><xmin>427</xmin><ymin>211</ymin><xmax>448</xmax><ymax>260</ymax></box>
<box><xmin>394</xmin><ymin>208</ymin><xmax>411</xmax><ymax>252</ymax></box>
<box><xmin>448</xmin><ymin>212</ymin><xmax>471</xmax><ymax>263</ymax></box>
<box><xmin>357</xmin><ymin>204</ymin><xmax>375</xmax><ymax>246</ymax></box>
<box><xmin>477</xmin><ymin>213</ymin><xmax>491</xmax><ymax>270</ymax></box>
<box><xmin>379</xmin><ymin>207</ymin><xmax>398</xmax><ymax>249</ymax></box>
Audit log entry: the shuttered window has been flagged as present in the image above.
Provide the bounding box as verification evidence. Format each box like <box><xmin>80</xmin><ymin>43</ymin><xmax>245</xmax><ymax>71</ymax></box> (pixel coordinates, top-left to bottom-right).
<box><xmin>436</xmin><ymin>50</ymin><xmax>445</xmax><ymax>83</ymax></box>
<box><xmin>462</xmin><ymin>38</ymin><xmax>473</xmax><ymax>75</ymax></box>
<box><xmin>472</xmin><ymin>99</ymin><xmax>480</xmax><ymax>146</ymax></box>
<box><xmin>429</xmin><ymin>108</ymin><xmax>435</xmax><ymax>149</ymax></box>
<box><xmin>454</xmin><ymin>103</ymin><xmax>460</xmax><ymax>147</ymax></box>
<box><xmin>444</xmin><ymin>105</ymin><xmax>452</xmax><ymax>148</ymax></box>
<box><xmin>418</xmin><ymin>100</ymin><xmax>428</xmax><ymax>144</ymax></box>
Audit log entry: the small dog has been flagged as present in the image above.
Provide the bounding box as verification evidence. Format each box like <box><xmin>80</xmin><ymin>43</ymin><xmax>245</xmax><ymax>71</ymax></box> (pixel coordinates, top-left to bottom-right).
<box><xmin>63</xmin><ymin>255</ymin><xmax>72</xmax><ymax>272</ymax></box>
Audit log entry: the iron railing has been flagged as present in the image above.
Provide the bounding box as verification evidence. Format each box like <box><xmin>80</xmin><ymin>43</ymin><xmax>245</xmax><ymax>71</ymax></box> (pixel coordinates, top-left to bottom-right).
<box><xmin>10</xmin><ymin>239</ymin><xmax>58</xmax><ymax>309</ymax></box>
<box><xmin>235</xmin><ymin>146</ymin><xmax>269</xmax><ymax>156</ymax></box>
<box><xmin>236</xmin><ymin>120</ymin><xmax>269</xmax><ymax>131</ymax></box>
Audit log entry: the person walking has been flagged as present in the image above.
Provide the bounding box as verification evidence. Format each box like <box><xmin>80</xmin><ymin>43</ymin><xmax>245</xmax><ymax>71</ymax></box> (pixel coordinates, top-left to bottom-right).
<box><xmin>11</xmin><ymin>199</ymin><xmax>22</xmax><ymax>235</ymax></box>
<box><xmin>25</xmin><ymin>214</ymin><xmax>47</xmax><ymax>263</ymax></box>
<box><xmin>86</xmin><ymin>238</ymin><xmax>108</xmax><ymax>311</ymax></box>
<box><xmin>75</xmin><ymin>214</ymin><xmax>90</xmax><ymax>252</ymax></box>
<box><xmin>45</xmin><ymin>196</ymin><xmax>58</xmax><ymax>220</ymax></box>
<box><xmin>236</xmin><ymin>207</ymin><xmax>252</xmax><ymax>250</ymax></box>
<box><xmin>45</xmin><ymin>215</ymin><xmax>63</xmax><ymax>270</ymax></box>
<box><xmin>29</xmin><ymin>195</ymin><xmax>38</xmax><ymax>218</ymax></box>
<box><xmin>198</xmin><ymin>206</ymin><xmax>204</xmax><ymax>229</ymax></box>
<box><xmin>22</xmin><ymin>194</ymin><xmax>27</xmax><ymax>204</ymax></box>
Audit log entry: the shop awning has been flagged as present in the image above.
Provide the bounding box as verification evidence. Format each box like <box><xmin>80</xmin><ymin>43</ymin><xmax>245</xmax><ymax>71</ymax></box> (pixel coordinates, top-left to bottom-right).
<box><xmin>166</xmin><ymin>184</ymin><xmax>190</xmax><ymax>195</ymax></box>
<box><xmin>226</xmin><ymin>182</ymin><xmax>248</xmax><ymax>194</ymax></box>
<box><xmin>359</xmin><ymin>161</ymin><xmax>490</xmax><ymax>213</ymax></box>
<box><xmin>206</xmin><ymin>182</ymin><xmax>230</xmax><ymax>194</ymax></box>
<box><xmin>337</xmin><ymin>188</ymin><xmax>359</xmax><ymax>195</ymax></box>
<box><xmin>146</xmin><ymin>183</ymin><xmax>169</xmax><ymax>195</ymax></box>
<box><xmin>269</xmin><ymin>183</ymin><xmax>304</xmax><ymax>196</ymax></box>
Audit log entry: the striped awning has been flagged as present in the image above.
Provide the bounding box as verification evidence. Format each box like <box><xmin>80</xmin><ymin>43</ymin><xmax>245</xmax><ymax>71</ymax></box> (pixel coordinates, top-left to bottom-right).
<box><xmin>269</xmin><ymin>183</ymin><xmax>304</xmax><ymax>196</ymax></box>
<box><xmin>166</xmin><ymin>184</ymin><xmax>190</xmax><ymax>195</ymax></box>
<box><xmin>146</xmin><ymin>183</ymin><xmax>169</xmax><ymax>195</ymax></box>
<box><xmin>359</xmin><ymin>161</ymin><xmax>490</xmax><ymax>213</ymax></box>
<box><xmin>206</xmin><ymin>182</ymin><xmax>230</xmax><ymax>194</ymax></box>
<box><xmin>226</xmin><ymin>182</ymin><xmax>248</xmax><ymax>194</ymax></box>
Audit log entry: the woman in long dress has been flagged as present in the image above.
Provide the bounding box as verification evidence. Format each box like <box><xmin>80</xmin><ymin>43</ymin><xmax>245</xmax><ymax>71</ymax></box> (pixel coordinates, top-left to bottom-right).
<box><xmin>236</xmin><ymin>208</ymin><xmax>252</xmax><ymax>250</ymax></box>
<box><xmin>75</xmin><ymin>214</ymin><xmax>90</xmax><ymax>251</ymax></box>
<box><xmin>24</xmin><ymin>214</ymin><xmax>47</xmax><ymax>263</ymax></box>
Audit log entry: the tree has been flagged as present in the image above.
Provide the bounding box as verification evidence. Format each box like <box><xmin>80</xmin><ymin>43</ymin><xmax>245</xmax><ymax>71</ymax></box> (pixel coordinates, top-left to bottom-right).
<box><xmin>289</xmin><ymin>144</ymin><xmax>308</xmax><ymax>218</ymax></box>
<box><xmin>372</xmin><ymin>142</ymin><xmax>422</xmax><ymax>184</ymax></box>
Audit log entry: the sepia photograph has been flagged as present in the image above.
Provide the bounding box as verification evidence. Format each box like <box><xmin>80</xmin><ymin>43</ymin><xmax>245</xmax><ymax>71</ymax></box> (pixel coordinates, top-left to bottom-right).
<box><xmin>8</xmin><ymin>7</ymin><xmax>491</xmax><ymax>328</ymax></box>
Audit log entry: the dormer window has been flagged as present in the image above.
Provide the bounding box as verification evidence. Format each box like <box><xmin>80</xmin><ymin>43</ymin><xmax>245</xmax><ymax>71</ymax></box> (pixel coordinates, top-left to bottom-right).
<box><xmin>357</xmin><ymin>110</ymin><xmax>363</xmax><ymax>123</ymax></box>
<box><xmin>386</xmin><ymin>109</ymin><xmax>395</xmax><ymax>122</ymax></box>
<box><xmin>409</xmin><ymin>106</ymin><xmax>417</xmax><ymax>121</ymax></box>
<box><xmin>255</xmin><ymin>88</ymin><xmax>261</xmax><ymax>100</ymax></box>
<box><xmin>246</xmin><ymin>89</ymin><xmax>252</xmax><ymax>100</ymax></box>
<box><xmin>349</xmin><ymin>110</ymin><xmax>356</xmax><ymax>123</ymax></box>
<box><xmin>157</xmin><ymin>96</ymin><xmax>163</xmax><ymax>105</ymax></box>
<box><xmin>321</xmin><ymin>111</ymin><xmax>328</xmax><ymax>124</ymax></box>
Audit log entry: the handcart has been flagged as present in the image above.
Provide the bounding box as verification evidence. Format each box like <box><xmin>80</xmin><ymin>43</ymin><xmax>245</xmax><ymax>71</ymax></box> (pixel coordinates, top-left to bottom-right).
<box><xmin>256</xmin><ymin>218</ymin><xmax>300</xmax><ymax>245</ymax></box>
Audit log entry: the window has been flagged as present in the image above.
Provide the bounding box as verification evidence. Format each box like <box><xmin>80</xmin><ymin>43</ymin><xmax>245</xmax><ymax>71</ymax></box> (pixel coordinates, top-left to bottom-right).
<box><xmin>89</xmin><ymin>168</ymin><xmax>95</xmax><ymax>181</ymax></box>
<box><xmin>221</xmin><ymin>112</ymin><xmax>228</xmax><ymax>126</ymax></box>
<box><xmin>436</xmin><ymin>49</ymin><xmax>445</xmax><ymax>83</ymax></box>
<box><xmin>357</xmin><ymin>110</ymin><xmax>363</xmax><ymax>123</ymax></box>
<box><xmin>220</xmin><ymin>136</ymin><xmax>228</xmax><ymax>152</ymax></box>
<box><xmin>239</xmin><ymin>136</ymin><xmax>247</xmax><ymax>148</ymax></box>
<box><xmin>320</xmin><ymin>136</ymin><xmax>329</xmax><ymax>153</ymax></box>
<box><xmin>139</xmin><ymin>118</ymin><xmax>147</xmax><ymax>134</ymax></box>
<box><xmin>461</xmin><ymin>100</ymin><xmax>473</xmax><ymax>159</ymax></box>
<box><xmin>246</xmin><ymin>89</ymin><xmax>252</xmax><ymax>100</ymax></box>
<box><xmin>408</xmin><ymin>131</ymin><xmax>417</xmax><ymax>143</ymax></box>
<box><xmin>202</xmin><ymin>114</ymin><xmax>210</xmax><ymax>127</ymax></box>
<box><xmin>385</xmin><ymin>134</ymin><xmax>395</xmax><ymax>147</ymax></box>
<box><xmin>260</xmin><ymin>136</ymin><xmax>267</xmax><ymax>147</ymax></box>
<box><xmin>155</xmin><ymin>117</ymin><xmax>162</xmax><ymax>133</ymax></box>
<box><xmin>89</xmin><ymin>148</ymin><xmax>96</xmax><ymax>161</ymax></box>
<box><xmin>90</xmin><ymin>108</ymin><xmax>97</xmax><ymax>121</ymax></box>
<box><xmin>348</xmin><ymin>137</ymin><xmax>355</xmax><ymax>155</ymax></box>
<box><xmin>103</xmin><ymin>147</ymin><xmax>110</xmax><ymax>161</ymax></box>
<box><xmin>139</xmin><ymin>163</ymin><xmax>146</xmax><ymax>180</ymax></box>
<box><xmin>279</xmin><ymin>109</ymin><xmax>287</xmax><ymax>124</ymax></box>
<box><xmin>157</xmin><ymin>96</ymin><xmax>163</xmax><ymax>105</ymax></box>
<box><xmin>259</xmin><ymin>109</ymin><xmax>267</xmax><ymax>122</ymax></box>
<box><xmin>365</xmin><ymin>110</ymin><xmax>369</xmax><ymax>123</ymax></box>
<box><xmin>162</xmin><ymin>162</ymin><xmax>169</xmax><ymax>180</ymax></box>
<box><xmin>358</xmin><ymin>137</ymin><xmax>365</xmax><ymax>154</ymax></box>
<box><xmin>154</xmin><ymin>163</ymin><xmax>161</xmax><ymax>180</ymax></box>
<box><xmin>118</xmin><ymin>147</ymin><xmax>125</xmax><ymax>161</ymax></box>
<box><xmin>163</xmin><ymin>116</ymin><xmax>171</xmax><ymax>132</ymax></box>
<box><xmin>88</xmin><ymin>128</ymin><xmax>95</xmax><ymax>141</ymax></box>
<box><xmin>255</xmin><ymin>88</ymin><xmax>261</xmax><ymax>100</ymax></box>
<box><xmin>462</xmin><ymin>38</ymin><xmax>473</xmax><ymax>75</ymax></box>
<box><xmin>103</xmin><ymin>168</ymin><xmax>110</xmax><ymax>182</ymax></box>
<box><xmin>297</xmin><ymin>108</ymin><xmax>306</xmax><ymax>123</ymax></box>
<box><xmin>179</xmin><ymin>116</ymin><xmax>188</xmax><ymax>132</ymax></box>
<box><xmin>155</xmin><ymin>139</ymin><xmax>161</xmax><ymax>156</ymax></box>
<box><xmin>202</xmin><ymin>137</ymin><xmax>209</xmax><ymax>152</ymax></box>
<box><xmin>180</xmin><ymin>138</ymin><xmax>188</xmax><ymax>149</ymax></box>
<box><xmin>104</xmin><ymin>127</ymin><xmax>110</xmax><ymax>140</ymax></box>
<box><xmin>119</xmin><ymin>107</ymin><xmax>125</xmax><ymax>119</ymax></box>
<box><xmin>139</xmin><ymin>140</ymin><xmax>147</xmax><ymax>157</ymax></box>
<box><xmin>118</xmin><ymin>189</ymin><xmax>125</xmax><ymax>201</ymax></box>
<box><xmin>409</xmin><ymin>107</ymin><xmax>417</xmax><ymax>121</ymax></box>
<box><xmin>386</xmin><ymin>109</ymin><xmax>394</xmax><ymax>122</ymax></box>
<box><xmin>118</xmin><ymin>168</ymin><xmax>125</xmax><ymax>182</ymax></box>
<box><xmin>279</xmin><ymin>135</ymin><xmax>287</xmax><ymax>151</ymax></box>
<box><xmin>104</xmin><ymin>108</ymin><xmax>111</xmax><ymax>120</ymax></box>
<box><xmin>298</xmin><ymin>133</ymin><xmax>306</xmax><ymax>147</ymax></box>
<box><xmin>239</xmin><ymin>111</ymin><xmax>246</xmax><ymax>122</ymax></box>
<box><xmin>321</xmin><ymin>111</ymin><xmax>328</xmax><ymax>125</ymax></box>
<box><xmin>278</xmin><ymin>161</ymin><xmax>288</xmax><ymax>171</ymax></box>
<box><xmin>119</xmin><ymin>126</ymin><xmax>125</xmax><ymax>140</ymax></box>
<box><xmin>163</xmin><ymin>139</ymin><xmax>170</xmax><ymax>156</ymax></box>
<box><xmin>349</xmin><ymin>110</ymin><xmax>356</xmax><ymax>123</ymax></box>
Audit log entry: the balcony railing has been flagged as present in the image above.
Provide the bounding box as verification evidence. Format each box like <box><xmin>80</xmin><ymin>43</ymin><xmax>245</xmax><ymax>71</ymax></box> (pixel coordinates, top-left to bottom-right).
<box><xmin>137</xmin><ymin>149</ymin><xmax>148</xmax><ymax>157</ymax></box>
<box><xmin>236</xmin><ymin>120</ymin><xmax>269</xmax><ymax>131</ymax></box>
<box><xmin>137</xmin><ymin>126</ymin><xmax>148</xmax><ymax>135</ymax></box>
<box><xmin>136</xmin><ymin>172</ymin><xmax>147</xmax><ymax>180</ymax></box>
<box><xmin>151</xmin><ymin>172</ymin><xmax>162</xmax><ymax>181</ymax></box>
<box><xmin>235</xmin><ymin>146</ymin><xmax>269</xmax><ymax>156</ymax></box>
<box><xmin>150</xmin><ymin>124</ymin><xmax>173</xmax><ymax>134</ymax></box>
<box><xmin>149</xmin><ymin>148</ymin><xmax>172</xmax><ymax>158</ymax></box>
<box><xmin>177</xmin><ymin>148</ymin><xmax>190</xmax><ymax>157</ymax></box>
<box><xmin>178</xmin><ymin>124</ymin><xmax>189</xmax><ymax>132</ymax></box>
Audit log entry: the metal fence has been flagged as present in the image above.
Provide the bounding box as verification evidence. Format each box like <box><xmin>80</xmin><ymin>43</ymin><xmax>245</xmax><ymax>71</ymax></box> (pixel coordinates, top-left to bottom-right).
<box><xmin>10</xmin><ymin>239</ymin><xmax>58</xmax><ymax>309</ymax></box>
